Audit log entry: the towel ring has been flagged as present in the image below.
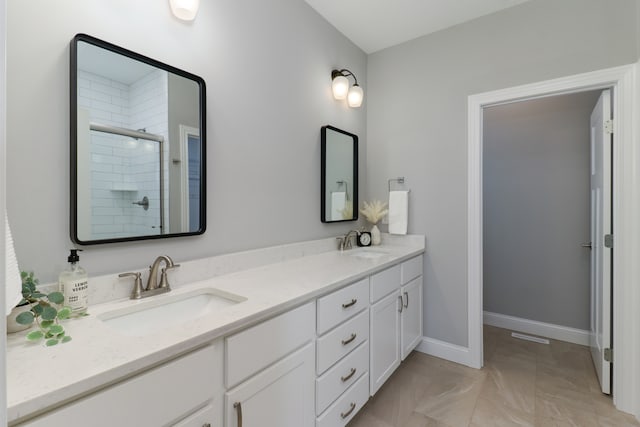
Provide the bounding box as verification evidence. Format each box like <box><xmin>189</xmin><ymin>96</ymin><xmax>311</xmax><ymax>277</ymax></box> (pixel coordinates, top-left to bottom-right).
<box><xmin>388</xmin><ymin>177</ymin><xmax>410</xmax><ymax>193</ymax></box>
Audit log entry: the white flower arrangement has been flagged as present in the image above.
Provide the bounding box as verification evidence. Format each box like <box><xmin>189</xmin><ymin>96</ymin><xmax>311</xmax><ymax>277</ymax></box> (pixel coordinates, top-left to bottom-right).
<box><xmin>360</xmin><ymin>200</ymin><xmax>388</xmax><ymax>225</ymax></box>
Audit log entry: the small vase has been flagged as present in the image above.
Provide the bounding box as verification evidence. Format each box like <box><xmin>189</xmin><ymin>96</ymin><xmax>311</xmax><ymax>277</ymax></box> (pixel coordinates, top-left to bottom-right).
<box><xmin>371</xmin><ymin>224</ymin><xmax>381</xmax><ymax>246</ymax></box>
<box><xmin>6</xmin><ymin>304</ymin><xmax>32</xmax><ymax>334</ymax></box>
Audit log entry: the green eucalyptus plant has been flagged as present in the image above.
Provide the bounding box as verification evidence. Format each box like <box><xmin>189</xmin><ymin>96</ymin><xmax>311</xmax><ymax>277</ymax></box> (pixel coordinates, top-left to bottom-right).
<box><xmin>15</xmin><ymin>271</ymin><xmax>73</xmax><ymax>346</ymax></box>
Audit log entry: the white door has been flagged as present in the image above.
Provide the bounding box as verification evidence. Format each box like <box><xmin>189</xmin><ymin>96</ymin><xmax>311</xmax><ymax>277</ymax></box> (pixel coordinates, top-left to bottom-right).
<box><xmin>369</xmin><ymin>290</ymin><xmax>401</xmax><ymax>396</ymax></box>
<box><xmin>400</xmin><ymin>276</ymin><xmax>423</xmax><ymax>360</ymax></box>
<box><xmin>225</xmin><ymin>343</ymin><xmax>315</xmax><ymax>427</ymax></box>
<box><xmin>589</xmin><ymin>89</ymin><xmax>612</xmax><ymax>395</ymax></box>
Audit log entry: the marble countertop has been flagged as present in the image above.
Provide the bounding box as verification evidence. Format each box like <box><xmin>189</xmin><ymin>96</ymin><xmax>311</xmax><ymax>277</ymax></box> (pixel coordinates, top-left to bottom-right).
<box><xmin>6</xmin><ymin>237</ymin><xmax>424</xmax><ymax>423</ymax></box>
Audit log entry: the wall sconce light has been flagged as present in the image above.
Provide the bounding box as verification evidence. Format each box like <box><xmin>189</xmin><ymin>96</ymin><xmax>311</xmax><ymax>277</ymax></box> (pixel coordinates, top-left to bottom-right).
<box><xmin>331</xmin><ymin>69</ymin><xmax>364</xmax><ymax>108</ymax></box>
<box><xmin>170</xmin><ymin>0</ymin><xmax>200</xmax><ymax>21</ymax></box>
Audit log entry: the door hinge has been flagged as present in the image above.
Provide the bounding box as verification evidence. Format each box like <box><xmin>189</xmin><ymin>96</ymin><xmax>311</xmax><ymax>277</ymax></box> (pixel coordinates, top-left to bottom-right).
<box><xmin>604</xmin><ymin>120</ymin><xmax>613</xmax><ymax>134</ymax></box>
<box><xmin>604</xmin><ymin>234</ymin><xmax>613</xmax><ymax>248</ymax></box>
<box><xmin>604</xmin><ymin>348</ymin><xmax>613</xmax><ymax>363</ymax></box>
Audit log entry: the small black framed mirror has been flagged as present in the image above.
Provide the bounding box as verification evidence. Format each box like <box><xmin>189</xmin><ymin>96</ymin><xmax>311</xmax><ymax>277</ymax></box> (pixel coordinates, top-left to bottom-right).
<box><xmin>321</xmin><ymin>125</ymin><xmax>358</xmax><ymax>223</ymax></box>
<box><xmin>70</xmin><ymin>34</ymin><xmax>206</xmax><ymax>244</ymax></box>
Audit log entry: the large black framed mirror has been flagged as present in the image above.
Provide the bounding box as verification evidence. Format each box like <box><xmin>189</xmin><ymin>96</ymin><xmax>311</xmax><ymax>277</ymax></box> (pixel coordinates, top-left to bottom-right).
<box><xmin>70</xmin><ymin>34</ymin><xmax>206</xmax><ymax>245</ymax></box>
<box><xmin>321</xmin><ymin>125</ymin><xmax>358</xmax><ymax>223</ymax></box>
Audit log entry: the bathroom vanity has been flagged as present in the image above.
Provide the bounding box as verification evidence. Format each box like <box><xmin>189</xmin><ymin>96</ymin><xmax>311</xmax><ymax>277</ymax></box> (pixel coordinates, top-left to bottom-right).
<box><xmin>6</xmin><ymin>235</ymin><xmax>424</xmax><ymax>426</ymax></box>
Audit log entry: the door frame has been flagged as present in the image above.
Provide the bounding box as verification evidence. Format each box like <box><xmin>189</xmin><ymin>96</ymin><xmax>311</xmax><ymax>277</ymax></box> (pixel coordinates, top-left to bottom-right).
<box><xmin>178</xmin><ymin>124</ymin><xmax>200</xmax><ymax>232</ymax></box>
<box><xmin>467</xmin><ymin>64</ymin><xmax>638</xmax><ymax>414</ymax></box>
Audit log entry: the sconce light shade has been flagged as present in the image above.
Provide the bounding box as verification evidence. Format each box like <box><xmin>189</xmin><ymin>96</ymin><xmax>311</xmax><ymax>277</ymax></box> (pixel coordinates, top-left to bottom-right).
<box><xmin>347</xmin><ymin>84</ymin><xmax>364</xmax><ymax>108</ymax></box>
<box><xmin>331</xmin><ymin>69</ymin><xmax>363</xmax><ymax>108</ymax></box>
<box><xmin>332</xmin><ymin>74</ymin><xmax>350</xmax><ymax>100</ymax></box>
<box><xmin>170</xmin><ymin>0</ymin><xmax>200</xmax><ymax>21</ymax></box>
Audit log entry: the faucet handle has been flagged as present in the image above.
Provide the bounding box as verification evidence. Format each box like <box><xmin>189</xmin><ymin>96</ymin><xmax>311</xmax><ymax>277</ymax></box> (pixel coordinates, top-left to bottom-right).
<box><xmin>158</xmin><ymin>264</ymin><xmax>180</xmax><ymax>289</ymax></box>
<box><xmin>119</xmin><ymin>272</ymin><xmax>144</xmax><ymax>299</ymax></box>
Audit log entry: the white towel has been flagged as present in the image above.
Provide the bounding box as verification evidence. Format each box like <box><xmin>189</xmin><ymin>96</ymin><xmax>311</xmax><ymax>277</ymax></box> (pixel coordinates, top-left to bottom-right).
<box><xmin>388</xmin><ymin>191</ymin><xmax>409</xmax><ymax>235</ymax></box>
<box><xmin>5</xmin><ymin>212</ymin><xmax>23</xmax><ymax>315</ymax></box>
<box><xmin>331</xmin><ymin>192</ymin><xmax>346</xmax><ymax>221</ymax></box>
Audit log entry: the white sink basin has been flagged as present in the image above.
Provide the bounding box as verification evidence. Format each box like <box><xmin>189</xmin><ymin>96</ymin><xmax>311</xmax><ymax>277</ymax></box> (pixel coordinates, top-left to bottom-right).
<box><xmin>347</xmin><ymin>249</ymin><xmax>390</xmax><ymax>259</ymax></box>
<box><xmin>97</xmin><ymin>288</ymin><xmax>246</xmax><ymax>336</ymax></box>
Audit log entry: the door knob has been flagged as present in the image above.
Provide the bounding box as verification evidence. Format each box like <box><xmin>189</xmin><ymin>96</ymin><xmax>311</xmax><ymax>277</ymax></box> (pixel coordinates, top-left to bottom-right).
<box><xmin>581</xmin><ymin>242</ymin><xmax>592</xmax><ymax>249</ymax></box>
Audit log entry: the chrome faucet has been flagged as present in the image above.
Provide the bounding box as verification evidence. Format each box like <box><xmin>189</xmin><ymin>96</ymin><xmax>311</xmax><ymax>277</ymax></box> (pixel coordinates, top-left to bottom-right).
<box><xmin>119</xmin><ymin>255</ymin><xmax>180</xmax><ymax>299</ymax></box>
<box><xmin>337</xmin><ymin>230</ymin><xmax>360</xmax><ymax>251</ymax></box>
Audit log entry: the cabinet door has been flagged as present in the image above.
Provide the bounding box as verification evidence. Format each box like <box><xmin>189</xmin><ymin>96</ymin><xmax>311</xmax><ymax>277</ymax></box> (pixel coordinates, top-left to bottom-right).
<box><xmin>401</xmin><ymin>276</ymin><xmax>423</xmax><ymax>360</ymax></box>
<box><xmin>225</xmin><ymin>343</ymin><xmax>315</xmax><ymax>427</ymax></box>
<box><xmin>369</xmin><ymin>291</ymin><xmax>401</xmax><ymax>396</ymax></box>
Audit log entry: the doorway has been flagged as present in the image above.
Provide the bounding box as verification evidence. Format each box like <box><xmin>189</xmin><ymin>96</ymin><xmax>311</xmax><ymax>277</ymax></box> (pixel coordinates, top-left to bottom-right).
<box><xmin>481</xmin><ymin>89</ymin><xmax>610</xmax><ymax>393</ymax></box>
<box><xmin>466</xmin><ymin>65</ymin><xmax>638</xmax><ymax>414</ymax></box>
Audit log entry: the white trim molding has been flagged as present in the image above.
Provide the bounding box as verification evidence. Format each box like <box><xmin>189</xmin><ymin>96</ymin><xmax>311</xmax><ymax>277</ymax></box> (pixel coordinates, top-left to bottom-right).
<box><xmin>468</xmin><ymin>64</ymin><xmax>639</xmax><ymax>417</ymax></box>
<box><xmin>415</xmin><ymin>337</ymin><xmax>474</xmax><ymax>368</ymax></box>
<box><xmin>483</xmin><ymin>312</ymin><xmax>590</xmax><ymax>346</ymax></box>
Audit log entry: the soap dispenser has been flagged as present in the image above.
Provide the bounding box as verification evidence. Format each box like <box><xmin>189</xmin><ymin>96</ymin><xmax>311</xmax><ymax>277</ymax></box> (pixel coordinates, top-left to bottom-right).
<box><xmin>59</xmin><ymin>249</ymin><xmax>88</xmax><ymax>314</ymax></box>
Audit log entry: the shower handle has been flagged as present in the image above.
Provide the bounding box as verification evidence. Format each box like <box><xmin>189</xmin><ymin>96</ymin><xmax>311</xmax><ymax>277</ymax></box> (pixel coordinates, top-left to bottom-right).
<box><xmin>132</xmin><ymin>196</ymin><xmax>150</xmax><ymax>211</ymax></box>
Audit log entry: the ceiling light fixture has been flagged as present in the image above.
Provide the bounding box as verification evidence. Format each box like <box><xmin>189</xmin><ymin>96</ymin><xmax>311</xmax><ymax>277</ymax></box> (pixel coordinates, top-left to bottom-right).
<box><xmin>331</xmin><ymin>69</ymin><xmax>363</xmax><ymax>108</ymax></box>
<box><xmin>170</xmin><ymin>0</ymin><xmax>200</xmax><ymax>21</ymax></box>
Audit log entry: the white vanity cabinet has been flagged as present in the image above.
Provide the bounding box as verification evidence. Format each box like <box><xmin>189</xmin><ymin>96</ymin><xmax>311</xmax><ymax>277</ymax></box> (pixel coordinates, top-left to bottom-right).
<box><xmin>315</xmin><ymin>278</ymin><xmax>370</xmax><ymax>426</ymax></box>
<box><xmin>9</xmin><ymin>245</ymin><xmax>426</xmax><ymax>427</ymax></box>
<box><xmin>369</xmin><ymin>255</ymin><xmax>423</xmax><ymax>395</ymax></box>
<box><xmin>15</xmin><ymin>343</ymin><xmax>224</xmax><ymax>427</ymax></box>
<box><xmin>224</xmin><ymin>302</ymin><xmax>316</xmax><ymax>427</ymax></box>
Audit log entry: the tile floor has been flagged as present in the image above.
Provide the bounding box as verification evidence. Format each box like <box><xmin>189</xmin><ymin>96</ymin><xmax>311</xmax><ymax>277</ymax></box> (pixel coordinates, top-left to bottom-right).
<box><xmin>347</xmin><ymin>325</ymin><xmax>639</xmax><ymax>427</ymax></box>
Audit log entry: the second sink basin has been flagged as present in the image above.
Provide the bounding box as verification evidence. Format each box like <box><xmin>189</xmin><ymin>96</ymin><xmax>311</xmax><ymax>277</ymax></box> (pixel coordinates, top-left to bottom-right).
<box><xmin>97</xmin><ymin>288</ymin><xmax>246</xmax><ymax>337</ymax></box>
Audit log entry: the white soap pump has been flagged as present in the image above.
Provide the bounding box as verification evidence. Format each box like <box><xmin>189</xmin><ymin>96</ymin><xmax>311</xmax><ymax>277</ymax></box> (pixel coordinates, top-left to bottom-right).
<box><xmin>58</xmin><ymin>249</ymin><xmax>88</xmax><ymax>314</ymax></box>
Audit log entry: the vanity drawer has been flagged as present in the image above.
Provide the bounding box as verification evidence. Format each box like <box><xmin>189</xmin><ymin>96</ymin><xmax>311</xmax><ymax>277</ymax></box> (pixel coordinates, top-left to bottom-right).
<box><xmin>317</xmin><ymin>309</ymin><xmax>369</xmax><ymax>374</ymax></box>
<box><xmin>401</xmin><ymin>255</ymin><xmax>423</xmax><ymax>284</ymax></box>
<box><xmin>226</xmin><ymin>302</ymin><xmax>315</xmax><ymax>388</ymax></box>
<box><xmin>316</xmin><ymin>372</ymin><xmax>369</xmax><ymax>427</ymax></box>
<box><xmin>316</xmin><ymin>341</ymin><xmax>368</xmax><ymax>415</ymax></box>
<box><xmin>317</xmin><ymin>278</ymin><xmax>369</xmax><ymax>335</ymax></box>
<box><xmin>17</xmin><ymin>344</ymin><xmax>220</xmax><ymax>427</ymax></box>
<box><xmin>370</xmin><ymin>264</ymin><xmax>401</xmax><ymax>303</ymax></box>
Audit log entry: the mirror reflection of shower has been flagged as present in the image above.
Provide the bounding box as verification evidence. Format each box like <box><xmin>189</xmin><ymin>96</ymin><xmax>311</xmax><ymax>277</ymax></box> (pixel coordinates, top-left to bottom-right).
<box><xmin>88</xmin><ymin>124</ymin><xmax>165</xmax><ymax>239</ymax></box>
<box><xmin>74</xmin><ymin>59</ymin><xmax>171</xmax><ymax>241</ymax></box>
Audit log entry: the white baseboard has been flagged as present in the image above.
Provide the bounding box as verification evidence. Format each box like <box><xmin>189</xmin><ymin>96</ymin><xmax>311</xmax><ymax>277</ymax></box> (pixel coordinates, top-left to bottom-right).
<box><xmin>415</xmin><ymin>337</ymin><xmax>475</xmax><ymax>368</ymax></box>
<box><xmin>483</xmin><ymin>311</ymin><xmax>590</xmax><ymax>346</ymax></box>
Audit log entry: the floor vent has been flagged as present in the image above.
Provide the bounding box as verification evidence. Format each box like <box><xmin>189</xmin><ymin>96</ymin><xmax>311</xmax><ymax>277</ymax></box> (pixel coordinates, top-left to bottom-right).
<box><xmin>511</xmin><ymin>332</ymin><xmax>550</xmax><ymax>345</ymax></box>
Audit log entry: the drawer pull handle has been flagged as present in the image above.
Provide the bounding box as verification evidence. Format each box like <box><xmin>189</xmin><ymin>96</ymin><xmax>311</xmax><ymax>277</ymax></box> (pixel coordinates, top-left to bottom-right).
<box><xmin>398</xmin><ymin>295</ymin><xmax>404</xmax><ymax>313</ymax></box>
<box><xmin>342</xmin><ymin>298</ymin><xmax>357</xmax><ymax>309</ymax></box>
<box><xmin>340</xmin><ymin>402</ymin><xmax>357</xmax><ymax>419</ymax></box>
<box><xmin>202</xmin><ymin>424</ymin><xmax>211</xmax><ymax>427</ymax></box>
<box><xmin>342</xmin><ymin>333</ymin><xmax>357</xmax><ymax>345</ymax></box>
<box><xmin>341</xmin><ymin>367</ymin><xmax>357</xmax><ymax>382</ymax></box>
<box><xmin>233</xmin><ymin>402</ymin><xmax>243</xmax><ymax>427</ymax></box>
<box><xmin>403</xmin><ymin>291</ymin><xmax>409</xmax><ymax>309</ymax></box>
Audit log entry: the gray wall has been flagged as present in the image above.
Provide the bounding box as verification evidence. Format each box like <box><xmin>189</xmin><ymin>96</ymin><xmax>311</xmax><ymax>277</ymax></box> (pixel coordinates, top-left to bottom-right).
<box><xmin>6</xmin><ymin>0</ymin><xmax>366</xmax><ymax>283</ymax></box>
<box><xmin>483</xmin><ymin>91</ymin><xmax>600</xmax><ymax>330</ymax></box>
<box><xmin>366</xmin><ymin>0</ymin><xmax>639</xmax><ymax>346</ymax></box>
<box><xmin>1</xmin><ymin>0</ymin><xmax>7</xmax><ymax>422</ymax></box>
